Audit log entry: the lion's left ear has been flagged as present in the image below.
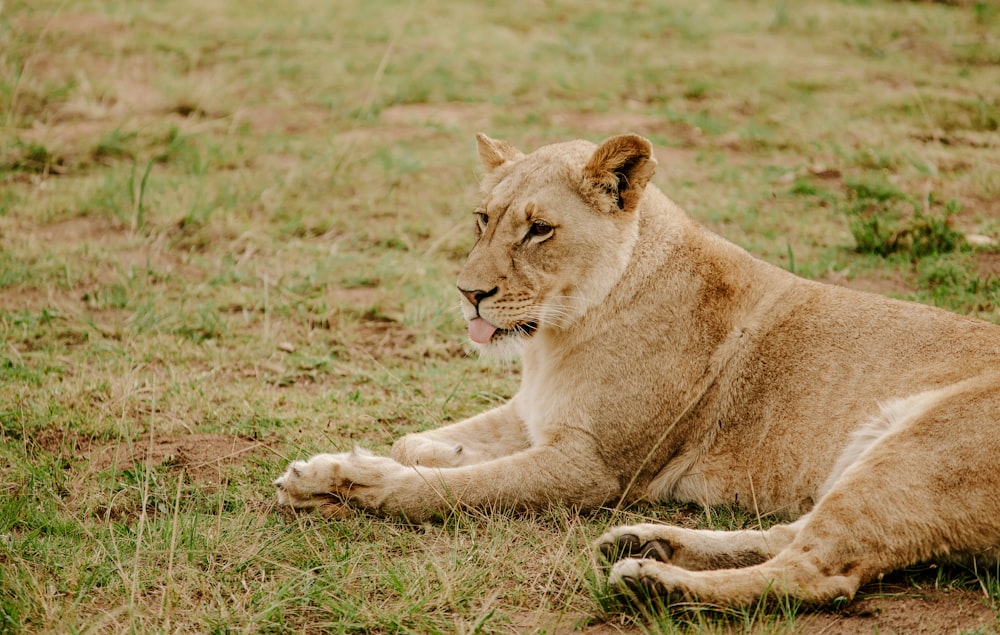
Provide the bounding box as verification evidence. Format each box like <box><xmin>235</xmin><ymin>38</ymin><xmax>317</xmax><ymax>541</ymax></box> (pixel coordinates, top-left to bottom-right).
<box><xmin>476</xmin><ymin>133</ymin><xmax>524</xmax><ymax>174</ymax></box>
<box><xmin>582</xmin><ymin>134</ymin><xmax>657</xmax><ymax>214</ymax></box>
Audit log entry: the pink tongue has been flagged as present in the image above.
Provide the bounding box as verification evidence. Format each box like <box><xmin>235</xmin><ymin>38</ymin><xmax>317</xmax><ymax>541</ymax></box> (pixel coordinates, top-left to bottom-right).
<box><xmin>468</xmin><ymin>317</ymin><xmax>499</xmax><ymax>344</ymax></box>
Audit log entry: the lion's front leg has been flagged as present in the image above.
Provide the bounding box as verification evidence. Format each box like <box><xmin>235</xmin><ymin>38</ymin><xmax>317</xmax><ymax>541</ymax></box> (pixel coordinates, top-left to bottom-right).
<box><xmin>391</xmin><ymin>402</ymin><xmax>528</xmax><ymax>468</ymax></box>
<box><xmin>276</xmin><ymin>437</ymin><xmax>619</xmax><ymax>521</ymax></box>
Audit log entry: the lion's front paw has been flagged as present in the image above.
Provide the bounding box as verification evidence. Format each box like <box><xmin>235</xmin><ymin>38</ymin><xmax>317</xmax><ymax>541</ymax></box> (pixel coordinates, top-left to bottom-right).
<box><xmin>273</xmin><ymin>452</ymin><xmax>347</xmax><ymax>509</ymax></box>
<box><xmin>274</xmin><ymin>448</ymin><xmax>404</xmax><ymax>514</ymax></box>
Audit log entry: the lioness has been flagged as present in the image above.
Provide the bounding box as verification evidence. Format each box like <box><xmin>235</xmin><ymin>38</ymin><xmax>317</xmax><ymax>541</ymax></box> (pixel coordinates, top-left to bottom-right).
<box><xmin>275</xmin><ymin>133</ymin><xmax>1000</xmax><ymax>608</ymax></box>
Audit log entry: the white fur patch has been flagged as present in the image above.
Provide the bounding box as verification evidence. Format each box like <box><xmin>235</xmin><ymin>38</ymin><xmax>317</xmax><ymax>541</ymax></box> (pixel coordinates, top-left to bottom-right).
<box><xmin>468</xmin><ymin>334</ymin><xmax>526</xmax><ymax>363</ymax></box>
<box><xmin>818</xmin><ymin>383</ymin><xmax>968</xmax><ymax>498</ymax></box>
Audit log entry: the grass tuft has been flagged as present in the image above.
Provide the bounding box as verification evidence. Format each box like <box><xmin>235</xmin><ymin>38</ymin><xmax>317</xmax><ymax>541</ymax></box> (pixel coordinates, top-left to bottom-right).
<box><xmin>845</xmin><ymin>180</ymin><xmax>966</xmax><ymax>259</ymax></box>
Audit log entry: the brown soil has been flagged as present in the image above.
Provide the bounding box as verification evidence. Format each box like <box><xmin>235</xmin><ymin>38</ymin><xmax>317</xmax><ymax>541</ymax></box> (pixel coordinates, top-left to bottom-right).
<box><xmin>328</xmin><ymin>285</ymin><xmax>382</xmax><ymax>308</ymax></box>
<box><xmin>548</xmin><ymin>110</ymin><xmax>695</xmax><ymax>142</ymax></box>
<box><xmin>799</xmin><ymin>584</ymin><xmax>997</xmax><ymax>634</ymax></box>
<box><xmin>33</xmin><ymin>215</ymin><xmax>122</xmax><ymax>243</ymax></box>
<box><xmin>236</xmin><ymin>104</ymin><xmax>333</xmax><ymax>135</ymax></box>
<box><xmin>379</xmin><ymin>102</ymin><xmax>494</xmax><ymax>129</ymax></box>
<box><xmin>14</xmin><ymin>13</ymin><xmax>127</xmax><ymax>35</ymax></box>
<box><xmin>570</xmin><ymin>585</ymin><xmax>997</xmax><ymax>634</ymax></box>
<box><xmin>0</xmin><ymin>286</ymin><xmax>66</xmax><ymax>312</ymax></box>
<box><xmin>977</xmin><ymin>252</ymin><xmax>1000</xmax><ymax>279</ymax></box>
<box><xmin>79</xmin><ymin>433</ymin><xmax>273</xmax><ymax>485</ymax></box>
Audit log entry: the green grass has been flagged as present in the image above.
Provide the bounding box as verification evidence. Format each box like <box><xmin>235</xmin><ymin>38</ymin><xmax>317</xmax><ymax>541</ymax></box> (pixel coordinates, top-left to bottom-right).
<box><xmin>2</xmin><ymin>0</ymin><xmax>1000</xmax><ymax>632</ymax></box>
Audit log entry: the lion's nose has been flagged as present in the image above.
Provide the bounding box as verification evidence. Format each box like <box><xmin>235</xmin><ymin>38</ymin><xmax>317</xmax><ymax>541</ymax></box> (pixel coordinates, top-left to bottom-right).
<box><xmin>458</xmin><ymin>286</ymin><xmax>498</xmax><ymax>308</ymax></box>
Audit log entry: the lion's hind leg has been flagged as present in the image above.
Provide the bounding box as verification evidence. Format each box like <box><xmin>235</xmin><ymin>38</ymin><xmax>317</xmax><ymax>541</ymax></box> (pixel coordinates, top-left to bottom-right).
<box><xmin>598</xmin><ymin>521</ymin><xmax>803</xmax><ymax>571</ymax></box>
<box><xmin>603</xmin><ymin>497</ymin><xmax>877</xmax><ymax>607</ymax></box>
<box><xmin>606</xmin><ymin>379</ymin><xmax>1000</xmax><ymax>607</ymax></box>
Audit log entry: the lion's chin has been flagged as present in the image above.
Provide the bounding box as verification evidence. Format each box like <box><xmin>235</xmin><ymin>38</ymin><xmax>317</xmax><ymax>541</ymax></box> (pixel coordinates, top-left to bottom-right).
<box><xmin>468</xmin><ymin>317</ymin><xmax>539</xmax><ymax>344</ymax></box>
<box><xmin>468</xmin><ymin>321</ymin><xmax>539</xmax><ymax>362</ymax></box>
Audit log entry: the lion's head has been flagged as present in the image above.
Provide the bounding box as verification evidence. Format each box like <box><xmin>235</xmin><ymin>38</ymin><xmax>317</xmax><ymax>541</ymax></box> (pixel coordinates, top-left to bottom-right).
<box><xmin>457</xmin><ymin>133</ymin><xmax>657</xmax><ymax>358</ymax></box>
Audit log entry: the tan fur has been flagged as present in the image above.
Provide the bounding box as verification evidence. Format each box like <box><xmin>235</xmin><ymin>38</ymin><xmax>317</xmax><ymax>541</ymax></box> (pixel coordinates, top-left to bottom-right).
<box><xmin>275</xmin><ymin>134</ymin><xmax>1000</xmax><ymax>608</ymax></box>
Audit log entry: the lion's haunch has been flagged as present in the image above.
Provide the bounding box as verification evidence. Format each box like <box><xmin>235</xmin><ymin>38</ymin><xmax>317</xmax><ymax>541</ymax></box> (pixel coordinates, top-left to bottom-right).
<box><xmin>468</xmin><ymin>317</ymin><xmax>498</xmax><ymax>344</ymax></box>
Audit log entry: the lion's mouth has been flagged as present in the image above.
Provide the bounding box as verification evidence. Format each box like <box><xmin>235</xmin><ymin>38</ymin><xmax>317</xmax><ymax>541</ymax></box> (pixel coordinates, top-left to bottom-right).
<box><xmin>502</xmin><ymin>320</ymin><xmax>539</xmax><ymax>339</ymax></box>
<box><xmin>468</xmin><ymin>317</ymin><xmax>539</xmax><ymax>344</ymax></box>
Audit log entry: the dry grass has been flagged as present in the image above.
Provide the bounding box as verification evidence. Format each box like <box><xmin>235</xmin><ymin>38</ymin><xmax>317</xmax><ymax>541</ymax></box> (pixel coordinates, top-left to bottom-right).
<box><xmin>2</xmin><ymin>0</ymin><xmax>999</xmax><ymax>632</ymax></box>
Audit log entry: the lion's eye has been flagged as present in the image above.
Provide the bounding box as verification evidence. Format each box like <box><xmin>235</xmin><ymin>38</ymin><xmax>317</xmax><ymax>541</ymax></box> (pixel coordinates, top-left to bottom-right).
<box><xmin>527</xmin><ymin>221</ymin><xmax>554</xmax><ymax>241</ymax></box>
<box><xmin>476</xmin><ymin>212</ymin><xmax>489</xmax><ymax>230</ymax></box>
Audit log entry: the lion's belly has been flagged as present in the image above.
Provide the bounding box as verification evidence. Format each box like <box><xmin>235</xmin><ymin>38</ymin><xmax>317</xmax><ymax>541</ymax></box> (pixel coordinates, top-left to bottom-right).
<box><xmin>665</xmin><ymin>460</ymin><xmax>818</xmax><ymax>520</ymax></box>
<box><xmin>645</xmin><ymin>407</ymin><xmax>838</xmax><ymax>521</ymax></box>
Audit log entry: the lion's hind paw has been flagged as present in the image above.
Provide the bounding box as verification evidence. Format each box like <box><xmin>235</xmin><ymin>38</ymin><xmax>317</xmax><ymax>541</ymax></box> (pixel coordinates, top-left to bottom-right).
<box><xmin>597</xmin><ymin>524</ymin><xmax>676</xmax><ymax>565</ymax></box>
<box><xmin>607</xmin><ymin>558</ymin><xmax>685</xmax><ymax>605</ymax></box>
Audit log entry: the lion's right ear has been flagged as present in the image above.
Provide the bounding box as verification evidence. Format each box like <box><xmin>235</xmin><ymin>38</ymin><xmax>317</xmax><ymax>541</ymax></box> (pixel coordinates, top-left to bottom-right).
<box><xmin>582</xmin><ymin>134</ymin><xmax>657</xmax><ymax>214</ymax></box>
<box><xmin>476</xmin><ymin>133</ymin><xmax>523</xmax><ymax>173</ymax></box>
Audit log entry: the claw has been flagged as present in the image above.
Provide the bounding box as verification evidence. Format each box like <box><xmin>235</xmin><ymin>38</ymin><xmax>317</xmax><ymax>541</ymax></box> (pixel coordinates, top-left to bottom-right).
<box><xmin>599</xmin><ymin>533</ymin><xmax>641</xmax><ymax>563</ymax></box>
<box><xmin>609</xmin><ymin>560</ymin><xmax>673</xmax><ymax>605</ymax></box>
<box><xmin>639</xmin><ymin>539</ymin><xmax>673</xmax><ymax>562</ymax></box>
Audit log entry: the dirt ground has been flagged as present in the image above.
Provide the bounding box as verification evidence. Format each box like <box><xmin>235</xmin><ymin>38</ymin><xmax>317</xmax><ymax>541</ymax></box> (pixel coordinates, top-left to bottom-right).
<box><xmin>798</xmin><ymin>584</ymin><xmax>996</xmax><ymax>634</ymax></box>
<box><xmin>577</xmin><ymin>584</ymin><xmax>998</xmax><ymax>634</ymax></box>
<box><xmin>78</xmin><ymin>433</ymin><xmax>273</xmax><ymax>485</ymax></box>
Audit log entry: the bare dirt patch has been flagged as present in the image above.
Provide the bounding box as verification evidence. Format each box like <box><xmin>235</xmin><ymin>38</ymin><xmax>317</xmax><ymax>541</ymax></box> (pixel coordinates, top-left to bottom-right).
<box><xmin>319</xmin><ymin>102</ymin><xmax>494</xmax><ymax>147</ymax></box>
<box><xmin>80</xmin><ymin>433</ymin><xmax>273</xmax><ymax>485</ymax></box>
<box><xmin>577</xmin><ymin>586</ymin><xmax>997</xmax><ymax>634</ymax></box>
<box><xmin>977</xmin><ymin>252</ymin><xmax>1000</xmax><ymax>279</ymax></box>
<box><xmin>236</xmin><ymin>104</ymin><xmax>334</xmax><ymax>135</ymax></box>
<box><xmin>352</xmin><ymin>317</ymin><xmax>418</xmax><ymax>358</ymax></box>
<box><xmin>379</xmin><ymin>102</ymin><xmax>495</xmax><ymax>129</ymax></box>
<box><xmin>35</xmin><ymin>215</ymin><xmax>122</xmax><ymax>243</ymax></box>
<box><xmin>13</xmin><ymin>12</ymin><xmax>127</xmax><ymax>35</ymax></box>
<box><xmin>799</xmin><ymin>585</ymin><xmax>996</xmax><ymax>634</ymax></box>
<box><xmin>548</xmin><ymin>110</ymin><xmax>698</xmax><ymax>144</ymax></box>
<box><xmin>0</xmin><ymin>287</ymin><xmax>72</xmax><ymax>312</ymax></box>
<box><xmin>328</xmin><ymin>285</ymin><xmax>382</xmax><ymax>308</ymax></box>
<box><xmin>333</xmin><ymin>124</ymin><xmax>430</xmax><ymax>145</ymax></box>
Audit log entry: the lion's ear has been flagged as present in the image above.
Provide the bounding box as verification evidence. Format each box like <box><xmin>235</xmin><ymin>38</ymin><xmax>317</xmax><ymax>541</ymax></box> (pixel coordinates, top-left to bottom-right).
<box><xmin>476</xmin><ymin>133</ymin><xmax>523</xmax><ymax>173</ymax></box>
<box><xmin>582</xmin><ymin>134</ymin><xmax>657</xmax><ymax>213</ymax></box>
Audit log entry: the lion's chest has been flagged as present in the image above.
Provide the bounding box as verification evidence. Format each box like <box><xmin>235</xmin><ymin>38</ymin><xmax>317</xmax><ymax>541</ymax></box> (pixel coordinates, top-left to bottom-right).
<box><xmin>514</xmin><ymin>376</ymin><xmax>568</xmax><ymax>446</ymax></box>
<box><xmin>514</xmin><ymin>352</ymin><xmax>589</xmax><ymax>446</ymax></box>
